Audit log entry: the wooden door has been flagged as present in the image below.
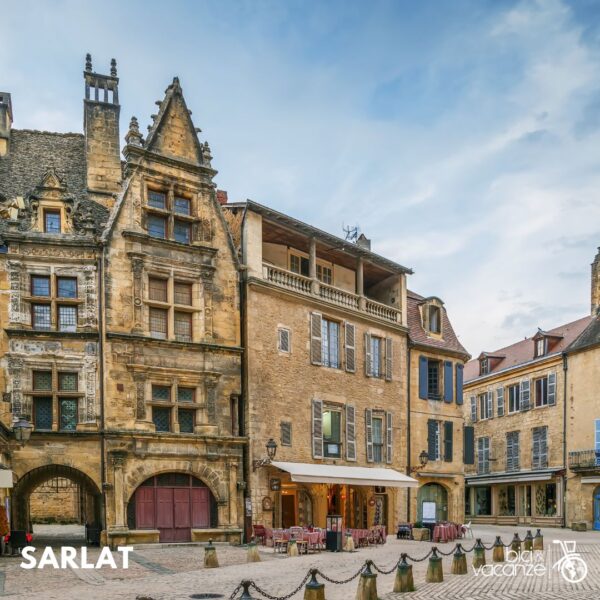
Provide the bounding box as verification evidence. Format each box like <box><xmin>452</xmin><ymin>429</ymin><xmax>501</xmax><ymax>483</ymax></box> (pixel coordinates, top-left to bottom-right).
<box><xmin>281</xmin><ymin>494</ymin><xmax>296</xmax><ymax>528</ymax></box>
<box><xmin>156</xmin><ymin>488</ymin><xmax>175</xmax><ymax>541</ymax></box>
<box><xmin>135</xmin><ymin>487</ymin><xmax>156</xmax><ymax>529</ymax></box>
<box><xmin>191</xmin><ymin>488</ymin><xmax>210</xmax><ymax>528</ymax></box>
<box><xmin>173</xmin><ymin>488</ymin><xmax>192</xmax><ymax>542</ymax></box>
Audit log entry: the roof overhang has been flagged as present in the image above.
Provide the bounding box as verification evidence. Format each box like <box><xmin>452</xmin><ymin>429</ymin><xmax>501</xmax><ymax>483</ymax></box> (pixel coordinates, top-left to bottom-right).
<box><xmin>465</xmin><ymin>469</ymin><xmax>562</xmax><ymax>486</ymax></box>
<box><xmin>271</xmin><ymin>461</ymin><xmax>419</xmax><ymax>488</ymax></box>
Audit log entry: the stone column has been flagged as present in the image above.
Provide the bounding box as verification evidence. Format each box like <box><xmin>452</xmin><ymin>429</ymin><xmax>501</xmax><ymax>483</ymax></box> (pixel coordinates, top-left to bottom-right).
<box><xmin>109</xmin><ymin>452</ymin><xmax>128</xmax><ymax>531</ymax></box>
<box><xmin>228</xmin><ymin>462</ymin><xmax>239</xmax><ymax>527</ymax></box>
<box><xmin>357</xmin><ymin>257</ymin><xmax>366</xmax><ymax>310</ymax></box>
<box><xmin>130</xmin><ymin>255</ymin><xmax>145</xmax><ymax>334</ymax></box>
<box><xmin>309</xmin><ymin>237</ymin><xmax>319</xmax><ymax>293</ymax></box>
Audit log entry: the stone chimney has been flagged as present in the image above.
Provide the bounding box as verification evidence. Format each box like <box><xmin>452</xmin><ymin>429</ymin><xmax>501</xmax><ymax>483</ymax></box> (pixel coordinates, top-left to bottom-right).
<box><xmin>592</xmin><ymin>247</ymin><xmax>600</xmax><ymax>316</ymax></box>
<box><xmin>83</xmin><ymin>54</ymin><xmax>122</xmax><ymax>206</ymax></box>
<box><xmin>0</xmin><ymin>92</ymin><xmax>13</xmax><ymax>157</ymax></box>
<box><xmin>356</xmin><ymin>233</ymin><xmax>371</xmax><ymax>251</ymax></box>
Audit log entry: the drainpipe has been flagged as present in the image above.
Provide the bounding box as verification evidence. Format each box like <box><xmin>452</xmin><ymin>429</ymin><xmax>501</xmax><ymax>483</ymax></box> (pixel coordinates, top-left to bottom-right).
<box><xmin>406</xmin><ymin>344</ymin><xmax>412</xmax><ymax>522</ymax></box>
<box><xmin>562</xmin><ymin>352</ymin><xmax>568</xmax><ymax>528</ymax></box>
<box><xmin>97</xmin><ymin>244</ymin><xmax>107</xmax><ymax>532</ymax></box>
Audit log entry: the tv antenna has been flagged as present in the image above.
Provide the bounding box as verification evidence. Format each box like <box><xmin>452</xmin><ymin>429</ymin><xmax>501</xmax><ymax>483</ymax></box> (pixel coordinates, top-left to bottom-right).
<box><xmin>343</xmin><ymin>224</ymin><xmax>359</xmax><ymax>243</ymax></box>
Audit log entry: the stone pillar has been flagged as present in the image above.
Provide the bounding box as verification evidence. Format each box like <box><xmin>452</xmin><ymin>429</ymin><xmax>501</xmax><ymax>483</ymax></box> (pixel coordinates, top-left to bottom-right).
<box><xmin>357</xmin><ymin>257</ymin><xmax>366</xmax><ymax>310</ymax></box>
<box><xmin>130</xmin><ymin>255</ymin><xmax>145</xmax><ymax>334</ymax></box>
<box><xmin>134</xmin><ymin>373</ymin><xmax>147</xmax><ymax>421</ymax></box>
<box><xmin>229</xmin><ymin>463</ymin><xmax>239</xmax><ymax>527</ymax></box>
<box><xmin>309</xmin><ymin>238</ymin><xmax>319</xmax><ymax>294</ymax></box>
<box><xmin>109</xmin><ymin>452</ymin><xmax>128</xmax><ymax>531</ymax></box>
<box><xmin>592</xmin><ymin>247</ymin><xmax>600</xmax><ymax>315</ymax></box>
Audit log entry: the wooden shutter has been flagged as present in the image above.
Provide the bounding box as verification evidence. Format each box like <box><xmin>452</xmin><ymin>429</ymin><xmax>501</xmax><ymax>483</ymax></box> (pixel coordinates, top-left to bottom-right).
<box><xmin>364</xmin><ymin>333</ymin><xmax>372</xmax><ymax>377</ymax></box>
<box><xmin>455</xmin><ymin>364</ymin><xmax>464</xmax><ymax>405</ymax></box>
<box><xmin>444</xmin><ymin>421</ymin><xmax>453</xmax><ymax>462</ymax></box>
<box><xmin>346</xmin><ymin>404</ymin><xmax>356</xmax><ymax>461</ymax></box>
<box><xmin>365</xmin><ymin>408</ymin><xmax>373</xmax><ymax>462</ymax></box>
<box><xmin>427</xmin><ymin>419</ymin><xmax>437</xmax><ymax>460</ymax></box>
<box><xmin>497</xmin><ymin>386</ymin><xmax>504</xmax><ymax>417</ymax></box>
<box><xmin>521</xmin><ymin>379</ymin><xmax>530</xmax><ymax>411</ymax></box>
<box><xmin>548</xmin><ymin>372</ymin><xmax>556</xmax><ymax>406</ymax></box>
<box><xmin>386</xmin><ymin>411</ymin><xmax>393</xmax><ymax>463</ymax></box>
<box><xmin>419</xmin><ymin>356</ymin><xmax>428</xmax><ymax>399</ymax></box>
<box><xmin>280</xmin><ymin>421</ymin><xmax>292</xmax><ymax>446</ymax></box>
<box><xmin>312</xmin><ymin>399</ymin><xmax>323</xmax><ymax>458</ymax></box>
<box><xmin>477</xmin><ymin>437</ymin><xmax>484</xmax><ymax>473</ymax></box>
<box><xmin>278</xmin><ymin>328</ymin><xmax>290</xmax><ymax>353</ymax></box>
<box><xmin>344</xmin><ymin>322</ymin><xmax>356</xmax><ymax>373</ymax></box>
<box><xmin>506</xmin><ymin>432</ymin><xmax>514</xmax><ymax>471</ymax></box>
<box><xmin>540</xmin><ymin>427</ymin><xmax>548</xmax><ymax>468</ymax></box>
<box><xmin>532</xmin><ymin>427</ymin><xmax>539</xmax><ymax>468</ymax></box>
<box><xmin>463</xmin><ymin>426</ymin><xmax>475</xmax><ymax>464</ymax></box>
<box><xmin>310</xmin><ymin>313</ymin><xmax>322</xmax><ymax>365</ymax></box>
<box><xmin>443</xmin><ymin>361</ymin><xmax>453</xmax><ymax>403</ymax></box>
<box><xmin>487</xmin><ymin>390</ymin><xmax>494</xmax><ymax>419</ymax></box>
<box><xmin>470</xmin><ymin>395</ymin><xmax>477</xmax><ymax>422</ymax></box>
<box><xmin>385</xmin><ymin>337</ymin><xmax>393</xmax><ymax>381</ymax></box>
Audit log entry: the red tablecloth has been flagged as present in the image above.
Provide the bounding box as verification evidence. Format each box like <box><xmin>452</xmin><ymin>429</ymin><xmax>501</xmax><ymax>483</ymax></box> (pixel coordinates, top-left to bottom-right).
<box><xmin>4</xmin><ymin>533</ymin><xmax>33</xmax><ymax>543</ymax></box>
<box><xmin>433</xmin><ymin>523</ymin><xmax>459</xmax><ymax>543</ymax></box>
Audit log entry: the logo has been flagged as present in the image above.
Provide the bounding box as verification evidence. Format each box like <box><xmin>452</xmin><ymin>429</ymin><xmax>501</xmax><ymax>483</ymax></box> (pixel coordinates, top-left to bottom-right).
<box><xmin>552</xmin><ymin>541</ymin><xmax>588</xmax><ymax>583</ymax></box>
<box><xmin>20</xmin><ymin>546</ymin><xmax>132</xmax><ymax>570</ymax></box>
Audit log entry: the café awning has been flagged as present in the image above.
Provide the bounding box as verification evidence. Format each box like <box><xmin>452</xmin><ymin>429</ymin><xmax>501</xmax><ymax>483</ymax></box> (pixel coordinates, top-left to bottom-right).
<box><xmin>271</xmin><ymin>461</ymin><xmax>418</xmax><ymax>488</ymax></box>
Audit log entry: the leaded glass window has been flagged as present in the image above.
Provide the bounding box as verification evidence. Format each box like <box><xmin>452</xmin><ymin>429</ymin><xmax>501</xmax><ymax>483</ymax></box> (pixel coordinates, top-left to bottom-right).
<box><xmin>178</xmin><ymin>409</ymin><xmax>194</xmax><ymax>433</ymax></box>
<box><xmin>33</xmin><ymin>371</ymin><xmax>52</xmax><ymax>391</ymax></box>
<box><xmin>153</xmin><ymin>407</ymin><xmax>171</xmax><ymax>432</ymax></box>
<box><xmin>34</xmin><ymin>397</ymin><xmax>53</xmax><ymax>430</ymax></box>
<box><xmin>149</xmin><ymin>307</ymin><xmax>168</xmax><ymax>338</ymax></box>
<box><xmin>31</xmin><ymin>275</ymin><xmax>50</xmax><ymax>297</ymax></box>
<box><xmin>174</xmin><ymin>220</ymin><xmax>191</xmax><ymax>244</ymax></box>
<box><xmin>174</xmin><ymin>197</ymin><xmax>191</xmax><ymax>215</ymax></box>
<box><xmin>174</xmin><ymin>282</ymin><xmax>192</xmax><ymax>305</ymax></box>
<box><xmin>177</xmin><ymin>387</ymin><xmax>195</xmax><ymax>403</ymax></box>
<box><xmin>57</xmin><ymin>277</ymin><xmax>77</xmax><ymax>298</ymax></box>
<box><xmin>148</xmin><ymin>214</ymin><xmax>167</xmax><ymax>239</ymax></box>
<box><xmin>59</xmin><ymin>398</ymin><xmax>78</xmax><ymax>431</ymax></box>
<box><xmin>59</xmin><ymin>372</ymin><xmax>78</xmax><ymax>391</ymax></box>
<box><xmin>58</xmin><ymin>305</ymin><xmax>77</xmax><ymax>332</ymax></box>
<box><xmin>148</xmin><ymin>190</ymin><xmax>166</xmax><ymax>209</ymax></box>
<box><xmin>152</xmin><ymin>385</ymin><xmax>171</xmax><ymax>402</ymax></box>
<box><xmin>32</xmin><ymin>304</ymin><xmax>51</xmax><ymax>329</ymax></box>
<box><xmin>174</xmin><ymin>311</ymin><xmax>192</xmax><ymax>342</ymax></box>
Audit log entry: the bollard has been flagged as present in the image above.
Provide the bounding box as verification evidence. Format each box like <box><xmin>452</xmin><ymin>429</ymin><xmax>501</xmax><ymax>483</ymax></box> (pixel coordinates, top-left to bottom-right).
<box><xmin>523</xmin><ymin>530</ymin><xmax>533</xmax><ymax>552</ymax></box>
<box><xmin>344</xmin><ymin>531</ymin><xmax>356</xmax><ymax>552</ymax></box>
<box><xmin>492</xmin><ymin>536</ymin><xmax>505</xmax><ymax>563</ymax></box>
<box><xmin>304</xmin><ymin>569</ymin><xmax>325</xmax><ymax>600</ymax></box>
<box><xmin>533</xmin><ymin>528</ymin><xmax>544</xmax><ymax>551</ymax></box>
<box><xmin>204</xmin><ymin>539</ymin><xmax>219</xmax><ymax>568</ymax></box>
<box><xmin>393</xmin><ymin>554</ymin><xmax>416</xmax><ymax>592</ymax></box>
<box><xmin>451</xmin><ymin>544</ymin><xmax>467</xmax><ymax>575</ymax></box>
<box><xmin>240</xmin><ymin>580</ymin><xmax>256</xmax><ymax>600</ymax></box>
<box><xmin>288</xmin><ymin>539</ymin><xmax>299</xmax><ymax>557</ymax></box>
<box><xmin>355</xmin><ymin>560</ymin><xmax>378</xmax><ymax>600</ymax></box>
<box><xmin>247</xmin><ymin>539</ymin><xmax>261</xmax><ymax>563</ymax></box>
<box><xmin>510</xmin><ymin>533</ymin><xmax>521</xmax><ymax>555</ymax></box>
<box><xmin>426</xmin><ymin>547</ymin><xmax>443</xmax><ymax>583</ymax></box>
<box><xmin>472</xmin><ymin>539</ymin><xmax>486</xmax><ymax>569</ymax></box>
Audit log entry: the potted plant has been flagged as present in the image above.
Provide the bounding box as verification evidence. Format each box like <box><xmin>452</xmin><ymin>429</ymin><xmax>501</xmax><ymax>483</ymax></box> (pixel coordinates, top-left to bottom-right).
<box><xmin>412</xmin><ymin>521</ymin><xmax>430</xmax><ymax>541</ymax></box>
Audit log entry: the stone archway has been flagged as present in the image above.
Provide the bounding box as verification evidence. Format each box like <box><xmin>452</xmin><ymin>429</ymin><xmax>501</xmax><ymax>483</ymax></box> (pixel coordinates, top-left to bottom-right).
<box><xmin>417</xmin><ymin>482</ymin><xmax>449</xmax><ymax>522</ymax></box>
<box><xmin>12</xmin><ymin>464</ymin><xmax>103</xmax><ymax>533</ymax></box>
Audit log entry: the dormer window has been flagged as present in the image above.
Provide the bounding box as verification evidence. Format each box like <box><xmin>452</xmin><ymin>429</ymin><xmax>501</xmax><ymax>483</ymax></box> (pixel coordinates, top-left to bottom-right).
<box><xmin>428</xmin><ymin>305</ymin><xmax>441</xmax><ymax>334</ymax></box>
<box><xmin>44</xmin><ymin>209</ymin><xmax>61</xmax><ymax>233</ymax></box>
<box><xmin>480</xmin><ymin>357</ymin><xmax>489</xmax><ymax>376</ymax></box>
<box><xmin>145</xmin><ymin>187</ymin><xmax>195</xmax><ymax>245</ymax></box>
<box><xmin>174</xmin><ymin>196</ymin><xmax>191</xmax><ymax>215</ymax></box>
<box><xmin>536</xmin><ymin>338</ymin><xmax>546</xmax><ymax>357</ymax></box>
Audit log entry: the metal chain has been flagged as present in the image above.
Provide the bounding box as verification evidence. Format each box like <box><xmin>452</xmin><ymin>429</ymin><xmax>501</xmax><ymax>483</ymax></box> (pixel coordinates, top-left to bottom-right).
<box><xmin>229</xmin><ymin>584</ymin><xmax>243</xmax><ymax>600</ymax></box>
<box><xmin>460</xmin><ymin>543</ymin><xmax>476</xmax><ymax>553</ymax></box>
<box><xmin>405</xmin><ymin>549</ymin><xmax>433</xmax><ymax>562</ymax></box>
<box><xmin>315</xmin><ymin>564</ymin><xmax>365</xmax><ymax>585</ymax></box>
<box><xmin>371</xmin><ymin>559</ymin><xmax>401</xmax><ymax>575</ymax></box>
<box><xmin>249</xmin><ymin>570</ymin><xmax>312</xmax><ymax>600</ymax></box>
<box><xmin>482</xmin><ymin>543</ymin><xmax>495</xmax><ymax>551</ymax></box>
<box><xmin>435</xmin><ymin>546</ymin><xmax>457</xmax><ymax>556</ymax></box>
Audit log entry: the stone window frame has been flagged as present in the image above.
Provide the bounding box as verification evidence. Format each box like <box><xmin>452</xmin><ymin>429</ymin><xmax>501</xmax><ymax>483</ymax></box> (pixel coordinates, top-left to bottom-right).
<box><xmin>144</xmin><ymin>268</ymin><xmax>201</xmax><ymax>343</ymax></box>
<box><xmin>147</xmin><ymin>379</ymin><xmax>204</xmax><ymax>434</ymax></box>
<box><xmin>24</xmin><ymin>269</ymin><xmax>84</xmax><ymax>332</ymax></box>
<box><xmin>27</xmin><ymin>363</ymin><xmax>85</xmax><ymax>432</ymax></box>
<box><xmin>277</xmin><ymin>326</ymin><xmax>291</xmax><ymax>354</ymax></box>
<box><xmin>141</xmin><ymin>177</ymin><xmax>208</xmax><ymax>245</ymax></box>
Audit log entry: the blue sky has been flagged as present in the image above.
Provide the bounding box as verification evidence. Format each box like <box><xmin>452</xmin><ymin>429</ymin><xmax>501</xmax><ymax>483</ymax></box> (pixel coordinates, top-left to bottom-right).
<box><xmin>3</xmin><ymin>0</ymin><xmax>600</xmax><ymax>355</ymax></box>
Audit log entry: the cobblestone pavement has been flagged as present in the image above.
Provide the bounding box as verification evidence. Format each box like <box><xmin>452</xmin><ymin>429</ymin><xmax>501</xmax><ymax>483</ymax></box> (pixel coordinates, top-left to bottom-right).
<box><xmin>2</xmin><ymin>525</ymin><xmax>600</xmax><ymax>599</ymax></box>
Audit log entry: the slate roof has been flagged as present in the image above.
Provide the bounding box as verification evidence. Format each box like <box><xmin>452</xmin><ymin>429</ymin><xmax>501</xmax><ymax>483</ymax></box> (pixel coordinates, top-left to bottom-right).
<box><xmin>565</xmin><ymin>315</ymin><xmax>600</xmax><ymax>353</ymax></box>
<box><xmin>406</xmin><ymin>290</ymin><xmax>470</xmax><ymax>357</ymax></box>
<box><xmin>464</xmin><ymin>315</ymin><xmax>593</xmax><ymax>382</ymax></box>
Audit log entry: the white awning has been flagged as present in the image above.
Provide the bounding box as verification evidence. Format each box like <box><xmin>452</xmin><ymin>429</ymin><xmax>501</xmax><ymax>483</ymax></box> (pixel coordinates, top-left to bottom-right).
<box><xmin>271</xmin><ymin>461</ymin><xmax>418</xmax><ymax>488</ymax></box>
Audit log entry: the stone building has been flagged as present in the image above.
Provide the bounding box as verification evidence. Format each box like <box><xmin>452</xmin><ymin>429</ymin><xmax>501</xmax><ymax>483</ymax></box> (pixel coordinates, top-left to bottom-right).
<box><xmin>462</xmin><ymin>251</ymin><xmax>600</xmax><ymax>527</ymax></box>
<box><xmin>564</xmin><ymin>248</ymin><xmax>600</xmax><ymax>529</ymax></box>
<box><xmin>223</xmin><ymin>201</ymin><xmax>468</xmax><ymax>537</ymax></box>
<box><xmin>0</xmin><ymin>57</ymin><xmax>244</xmax><ymax>545</ymax></box>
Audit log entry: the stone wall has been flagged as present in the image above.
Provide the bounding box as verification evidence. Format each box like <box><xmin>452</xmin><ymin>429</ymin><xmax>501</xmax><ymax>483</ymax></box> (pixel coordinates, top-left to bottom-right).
<box><xmin>29</xmin><ymin>478</ymin><xmax>80</xmax><ymax>523</ymax></box>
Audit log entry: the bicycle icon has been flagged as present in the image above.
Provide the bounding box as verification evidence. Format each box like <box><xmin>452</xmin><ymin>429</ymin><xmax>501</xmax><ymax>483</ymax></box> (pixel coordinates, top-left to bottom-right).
<box><xmin>552</xmin><ymin>540</ymin><xmax>588</xmax><ymax>583</ymax></box>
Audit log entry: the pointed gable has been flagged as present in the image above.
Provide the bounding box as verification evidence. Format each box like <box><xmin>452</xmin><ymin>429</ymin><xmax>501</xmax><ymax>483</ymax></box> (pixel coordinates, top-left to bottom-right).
<box><xmin>145</xmin><ymin>77</ymin><xmax>205</xmax><ymax>164</ymax></box>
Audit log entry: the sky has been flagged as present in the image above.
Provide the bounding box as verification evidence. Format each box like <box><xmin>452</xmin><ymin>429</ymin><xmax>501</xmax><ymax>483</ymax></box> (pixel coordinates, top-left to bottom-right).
<box><xmin>2</xmin><ymin>0</ymin><xmax>600</xmax><ymax>356</ymax></box>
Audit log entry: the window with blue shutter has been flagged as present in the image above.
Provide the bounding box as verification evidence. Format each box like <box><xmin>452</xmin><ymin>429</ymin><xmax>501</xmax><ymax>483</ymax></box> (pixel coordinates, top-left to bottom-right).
<box><xmin>470</xmin><ymin>396</ymin><xmax>477</xmax><ymax>422</ymax></box>
<box><xmin>455</xmin><ymin>364</ymin><xmax>464</xmax><ymax>404</ymax></box>
<box><xmin>444</xmin><ymin>421</ymin><xmax>453</xmax><ymax>462</ymax></box>
<box><xmin>444</xmin><ymin>361</ymin><xmax>453</xmax><ymax>403</ymax></box>
<box><xmin>496</xmin><ymin>387</ymin><xmax>505</xmax><ymax>417</ymax></box>
<box><xmin>419</xmin><ymin>356</ymin><xmax>428</xmax><ymax>399</ymax></box>
<box><xmin>521</xmin><ymin>379</ymin><xmax>531</xmax><ymax>411</ymax></box>
<box><xmin>427</xmin><ymin>419</ymin><xmax>439</xmax><ymax>461</ymax></box>
<box><xmin>464</xmin><ymin>426</ymin><xmax>475</xmax><ymax>464</ymax></box>
<box><xmin>547</xmin><ymin>372</ymin><xmax>556</xmax><ymax>406</ymax></box>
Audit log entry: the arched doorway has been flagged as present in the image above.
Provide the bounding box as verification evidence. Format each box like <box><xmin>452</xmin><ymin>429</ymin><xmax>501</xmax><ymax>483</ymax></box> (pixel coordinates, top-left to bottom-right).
<box><xmin>593</xmin><ymin>486</ymin><xmax>600</xmax><ymax>530</ymax></box>
<box><xmin>127</xmin><ymin>473</ymin><xmax>217</xmax><ymax>542</ymax></box>
<box><xmin>12</xmin><ymin>465</ymin><xmax>102</xmax><ymax>545</ymax></box>
<box><xmin>417</xmin><ymin>483</ymin><xmax>448</xmax><ymax>522</ymax></box>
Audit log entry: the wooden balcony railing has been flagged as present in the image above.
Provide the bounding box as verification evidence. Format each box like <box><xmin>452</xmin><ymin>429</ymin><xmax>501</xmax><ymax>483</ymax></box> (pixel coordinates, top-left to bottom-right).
<box><xmin>261</xmin><ymin>263</ymin><xmax>402</xmax><ymax>325</ymax></box>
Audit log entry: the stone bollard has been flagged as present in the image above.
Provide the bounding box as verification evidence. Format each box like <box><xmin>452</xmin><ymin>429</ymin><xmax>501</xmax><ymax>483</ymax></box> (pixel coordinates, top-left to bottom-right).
<box><xmin>426</xmin><ymin>547</ymin><xmax>443</xmax><ymax>583</ymax></box>
<box><xmin>355</xmin><ymin>561</ymin><xmax>378</xmax><ymax>600</ymax></box>
<box><xmin>510</xmin><ymin>533</ymin><xmax>521</xmax><ymax>555</ymax></box>
<box><xmin>204</xmin><ymin>539</ymin><xmax>219</xmax><ymax>568</ymax></box>
<box><xmin>523</xmin><ymin>530</ymin><xmax>533</xmax><ymax>552</ymax></box>
<box><xmin>472</xmin><ymin>539</ymin><xmax>486</xmax><ymax>569</ymax></box>
<box><xmin>304</xmin><ymin>569</ymin><xmax>325</xmax><ymax>600</ymax></box>
<box><xmin>240</xmin><ymin>580</ymin><xmax>256</xmax><ymax>599</ymax></box>
<box><xmin>393</xmin><ymin>554</ymin><xmax>415</xmax><ymax>592</ymax></box>
<box><xmin>492</xmin><ymin>536</ymin><xmax>505</xmax><ymax>563</ymax></box>
<box><xmin>344</xmin><ymin>531</ymin><xmax>356</xmax><ymax>552</ymax></box>
<box><xmin>247</xmin><ymin>539</ymin><xmax>261</xmax><ymax>563</ymax></box>
<box><xmin>451</xmin><ymin>544</ymin><xmax>467</xmax><ymax>575</ymax></box>
<box><xmin>533</xmin><ymin>529</ymin><xmax>544</xmax><ymax>551</ymax></box>
<box><xmin>288</xmin><ymin>539</ymin><xmax>299</xmax><ymax>557</ymax></box>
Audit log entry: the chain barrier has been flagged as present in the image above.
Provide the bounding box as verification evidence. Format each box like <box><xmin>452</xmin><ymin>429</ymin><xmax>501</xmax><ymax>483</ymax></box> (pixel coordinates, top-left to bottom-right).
<box><xmin>315</xmin><ymin>564</ymin><xmax>365</xmax><ymax>585</ymax></box>
<box><xmin>404</xmin><ymin>548</ymin><xmax>433</xmax><ymax>562</ymax></box>
<box><xmin>229</xmin><ymin>583</ymin><xmax>243</xmax><ymax>600</ymax></box>
<box><xmin>371</xmin><ymin>558</ymin><xmax>401</xmax><ymax>575</ymax></box>
<box><xmin>435</xmin><ymin>545</ymin><xmax>458</xmax><ymax>556</ymax></box>
<box><xmin>247</xmin><ymin>571</ymin><xmax>313</xmax><ymax>600</ymax></box>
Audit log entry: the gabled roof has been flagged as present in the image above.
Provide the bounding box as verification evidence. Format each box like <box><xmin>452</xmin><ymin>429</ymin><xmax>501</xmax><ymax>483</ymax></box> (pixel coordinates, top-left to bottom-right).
<box><xmin>464</xmin><ymin>315</ymin><xmax>593</xmax><ymax>382</ymax></box>
<box><xmin>406</xmin><ymin>290</ymin><xmax>469</xmax><ymax>358</ymax></box>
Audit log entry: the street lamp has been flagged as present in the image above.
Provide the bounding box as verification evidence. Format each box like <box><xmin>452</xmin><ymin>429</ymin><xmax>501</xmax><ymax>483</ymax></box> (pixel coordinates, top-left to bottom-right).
<box><xmin>253</xmin><ymin>439</ymin><xmax>278</xmax><ymax>471</ymax></box>
<box><xmin>13</xmin><ymin>417</ymin><xmax>33</xmax><ymax>447</ymax></box>
<box><xmin>410</xmin><ymin>450</ymin><xmax>429</xmax><ymax>473</ymax></box>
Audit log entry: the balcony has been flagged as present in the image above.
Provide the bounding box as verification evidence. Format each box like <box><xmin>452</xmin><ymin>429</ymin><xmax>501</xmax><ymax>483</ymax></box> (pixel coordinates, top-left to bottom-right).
<box><xmin>568</xmin><ymin>449</ymin><xmax>600</xmax><ymax>471</ymax></box>
<box><xmin>261</xmin><ymin>264</ymin><xmax>402</xmax><ymax>325</ymax></box>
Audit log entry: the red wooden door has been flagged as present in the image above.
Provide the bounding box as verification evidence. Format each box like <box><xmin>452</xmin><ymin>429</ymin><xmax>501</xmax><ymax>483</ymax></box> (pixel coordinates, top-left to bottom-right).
<box><xmin>135</xmin><ymin>487</ymin><xmax>156</xmax><ymax>529</ymax></box>
<box><xmin>156</xmin><ymin>488</ymin><xmax>175</xmax><ymax>541</ymax></box>
<box><xmin>191</xmin><ymin>488</ymin><xmax>210</xmax><ymax>528</ymax></box>
<box><xmin>173</xmin><ymin>488</ymin><xmax>192</xmax><ymax>542</ymax></box>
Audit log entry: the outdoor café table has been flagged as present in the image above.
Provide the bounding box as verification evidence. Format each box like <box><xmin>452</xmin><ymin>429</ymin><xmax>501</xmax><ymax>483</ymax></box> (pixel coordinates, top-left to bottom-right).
<box><xmin>433</xmin><ymin>524</ymin><xmax>455</xmax><ymax>543</ymax></box>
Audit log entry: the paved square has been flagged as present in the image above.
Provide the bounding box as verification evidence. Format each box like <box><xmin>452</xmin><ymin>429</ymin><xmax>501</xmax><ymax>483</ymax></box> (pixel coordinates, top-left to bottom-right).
<box><xmin>3</xmin><ymin>525</ymin><xmax>600</xmax><ymax>599</ymax></box>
